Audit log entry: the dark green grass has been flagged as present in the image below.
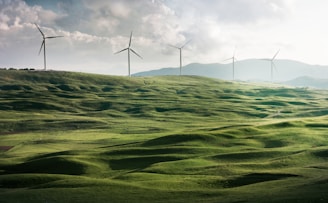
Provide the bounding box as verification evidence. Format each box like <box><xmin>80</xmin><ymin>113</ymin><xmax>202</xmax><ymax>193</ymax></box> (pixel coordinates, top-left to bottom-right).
<box><xmin>1</xmin><ymin>70</ymin><xmax>328</xmax><ymax>202</ymax></box>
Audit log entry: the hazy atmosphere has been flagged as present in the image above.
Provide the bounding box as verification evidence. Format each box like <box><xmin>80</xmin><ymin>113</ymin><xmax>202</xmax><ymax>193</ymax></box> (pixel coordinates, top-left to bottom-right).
<box><xmin>3</xmin><ymin>1</ymin><xmax>328</xmax><ymax>202</ymax></box>
<box><xmin>1</xmin><ymin>0</ymin><xmax>328</xmax><ymax>75</ymax></box>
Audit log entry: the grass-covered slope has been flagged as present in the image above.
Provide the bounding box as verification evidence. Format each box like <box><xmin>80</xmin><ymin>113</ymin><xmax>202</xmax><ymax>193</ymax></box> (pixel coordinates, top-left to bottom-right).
<box><xmin>1</xmin><ymin>70</ymin><xmax>328</xmax><ymax>202</ymax></box>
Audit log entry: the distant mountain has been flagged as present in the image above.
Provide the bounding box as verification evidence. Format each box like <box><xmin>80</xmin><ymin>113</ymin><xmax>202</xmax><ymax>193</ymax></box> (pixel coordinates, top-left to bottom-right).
<box><xmin>133</xmin><ymin>59</ymin><xmax>328</xmax><ymax>82</ymax></box>
<box><xmin>284</xmin><ymin>76</ymin><xmax>328</xmax><ymax>89</ymax></box>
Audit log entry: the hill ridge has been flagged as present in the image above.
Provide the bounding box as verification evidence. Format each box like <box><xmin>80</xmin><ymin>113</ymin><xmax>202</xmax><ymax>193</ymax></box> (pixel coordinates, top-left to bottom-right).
<box><xmin>133</xmin><ymin>59</ymin><xmax>328</xmax><ymax>83</ymax></box>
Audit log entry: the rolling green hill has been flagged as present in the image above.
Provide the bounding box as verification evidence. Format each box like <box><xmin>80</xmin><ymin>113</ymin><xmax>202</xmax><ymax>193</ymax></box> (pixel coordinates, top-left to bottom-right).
<box><xmin>1</xmin><ymin>69</ymin><xmax>328</xmax><ymax>202</ymax></box>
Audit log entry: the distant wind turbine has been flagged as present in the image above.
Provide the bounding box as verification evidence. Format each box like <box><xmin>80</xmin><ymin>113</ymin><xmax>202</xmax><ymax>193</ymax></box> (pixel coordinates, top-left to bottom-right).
<box><xmin>223</xmin><ymin>48</ymin><xmax>237</xmax><ymax>80</ymax></box>
<box><xmin>170</xmin><ymin>40</ymin><xmax>191</xmax><ymax>76</ymax></box>
<box><xmin>35</xmin><ymin>23</ymin><xmax>63</xmax><ymax>71</ymax></box>
<box><xmin>262</xmin><ymin>49</ymin><xmax>280</xmax><ymax>82</ymax></box>
<box><xmin>115</xmin><ymin>31</ymin><xmax>142</xmax><ymax>77</ymax></box>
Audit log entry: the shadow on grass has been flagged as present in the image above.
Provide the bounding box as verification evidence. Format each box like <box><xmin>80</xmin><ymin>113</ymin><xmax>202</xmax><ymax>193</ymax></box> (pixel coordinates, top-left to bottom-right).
<box><xmin>223</xmin><ymin>173</ymin><xmax>299</xmax><ymax>188</ymax></box>
<box><xmin>143</xmin><ymin>134</ymin><xmax>217</xmax><ymax>146</ymax></box>
<box><xmin>0</xmin><ymin>174</ymin><xmax>62</xmax><ymax>188</ymax></box>
<box><xmin>4</xmin><ymin>156</ymin><xmax>86</xmax><ymax>175</ymax></box>
<box><xmin>105</xmin><ymin>147</ymin><xmax>194</xmax><ymax>156</ymax></box>
<box><xmin>312</xmin><ymin>149</ymin><xmax>328</xmax><ymax>158</ymax></box>
<box><xmin>109</xmin><ymin>156</ymin><xmax>181</xmax><ymax>170</ymax></box>
<box><xmin>212</xmin><ymin>151</ymin><xmax>285</xmax><ymax>161</ymax></box>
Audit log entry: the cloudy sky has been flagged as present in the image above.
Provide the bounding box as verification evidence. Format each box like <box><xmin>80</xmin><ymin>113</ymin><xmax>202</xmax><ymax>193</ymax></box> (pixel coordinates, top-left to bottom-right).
<box><xmin>1</xmin><ymin>0</ymin><xmax>328</xmax><ymax>75</ymax></box>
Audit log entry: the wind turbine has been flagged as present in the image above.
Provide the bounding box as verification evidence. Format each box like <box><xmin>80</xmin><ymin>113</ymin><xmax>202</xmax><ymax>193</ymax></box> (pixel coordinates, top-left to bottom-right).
<box><xmin>115</xmin><ymin>31</ymin><xmax>142</xmax><ymax>77</ymax></box>
<box><xmin>223</xmin><ymin>48</ymin><xmax>237</xmax><ymax>80</ymax></box>
<box><xmin>170</xmin><ymin>40</ymin><xmax>191</xmax><ymax>76</ymax></box>
<box><xmin>263</xmin><ymin>49</ymin><xmax>280</xmax><ymax>82</ymax></box>
<box><xmin>35</xmin><ymin>23</ymin><xmax>63</xmax><ymax>71</ymax></box>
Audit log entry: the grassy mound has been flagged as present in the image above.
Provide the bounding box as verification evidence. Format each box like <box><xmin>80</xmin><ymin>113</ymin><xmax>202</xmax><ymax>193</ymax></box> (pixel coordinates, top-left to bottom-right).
<box><xmin>1</xmin><ymin>70</ymin><xmax>328</xmax><ymax>202</ymax></box>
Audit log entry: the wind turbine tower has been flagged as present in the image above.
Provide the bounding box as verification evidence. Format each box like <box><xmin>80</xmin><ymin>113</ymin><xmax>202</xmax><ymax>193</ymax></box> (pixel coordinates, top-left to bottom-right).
<box><xmin>35</xmin><ymin>23</ymin><xmax>63</xmax><ymax>71</ymax></box>
<box><xmin>170</xmin><ymin>40</ymin><xmax>191</xmax><ymax>76</ymax></box>
<box><xmin>115</xmin><ymin>31</ymin><xmax>142</xmax><ymax>77</ymax></box>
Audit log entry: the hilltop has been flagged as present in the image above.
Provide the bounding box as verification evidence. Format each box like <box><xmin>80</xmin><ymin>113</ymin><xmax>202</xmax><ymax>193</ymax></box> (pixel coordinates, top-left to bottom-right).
<box><xmin>1</xmin><ymin>70</ymin><xmax>328</xmax><ymax>202</ymax></box>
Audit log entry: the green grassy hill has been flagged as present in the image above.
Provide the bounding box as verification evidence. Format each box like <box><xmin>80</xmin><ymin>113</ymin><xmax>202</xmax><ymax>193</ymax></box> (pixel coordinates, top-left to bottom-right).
<box><xmin>1</xmin><ymin>70</ymin><xmax>328</xmax><ymax>202</ymax></box>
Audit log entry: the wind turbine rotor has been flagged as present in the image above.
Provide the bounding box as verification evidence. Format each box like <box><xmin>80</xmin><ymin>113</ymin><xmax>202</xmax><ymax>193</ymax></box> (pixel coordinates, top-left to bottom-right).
<box><xmin>223</xmin><ymin>47</ymin><xmax>237</xmax><ymax>81</ymax></box>
<box><xmin>114</xmin><ymin>31</ymin><xmax>142</xmax><ymax>77</ymax></box>
<box><xmin>34</xmin><ymin>23</ymin><xmax>63</xmax><ymax>71</ymax></box>
<box><xmin>169</xmin><ymin>39</ymin><xmax>191</xmax><ymax>76</ymax></box>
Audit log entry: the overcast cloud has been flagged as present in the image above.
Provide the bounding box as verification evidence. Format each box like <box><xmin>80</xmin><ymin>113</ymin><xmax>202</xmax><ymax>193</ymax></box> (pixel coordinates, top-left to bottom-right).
<box><xmin>0</xmin><ymin>0</ymin><xmax>327</xmax><ymax>75</ymax></box>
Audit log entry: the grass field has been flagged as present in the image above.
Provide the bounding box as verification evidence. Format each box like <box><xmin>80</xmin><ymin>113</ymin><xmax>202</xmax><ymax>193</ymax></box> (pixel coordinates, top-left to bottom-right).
<box><xmin>1</xmin><ymin>70</ymin><xmax>328</xmax><ymax>202</ymax></box>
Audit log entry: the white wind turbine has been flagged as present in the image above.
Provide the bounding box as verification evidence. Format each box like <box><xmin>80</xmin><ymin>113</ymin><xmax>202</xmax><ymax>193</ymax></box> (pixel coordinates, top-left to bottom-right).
<box><xmin>223</xmin><ymin>48</ymin><xmax>237</xmax><ymax>80</ymax></box>
<box><xmin>170</xmin><ymin>40</ymin><xmax>191</xmax><ymax>76</ymax></box>
<box><xmin>115</xmin><ymin>31</ymin><xmax>142</xmax><ymax>77</ymax></box>
<box><xmin>35</xmin><ymin>23</ymin><xmax>63</xmax><ymax>71</ymax></box>
<box><xmin>263</xmin><ymin>49</ymin><xmax>280</xmax><ymax>82</ymax></box>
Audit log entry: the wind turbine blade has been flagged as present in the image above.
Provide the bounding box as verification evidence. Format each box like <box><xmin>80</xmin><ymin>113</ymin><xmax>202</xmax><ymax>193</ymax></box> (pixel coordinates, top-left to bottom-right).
<box><xmin>169</xmin><ymin>44</ymin><xmax>180</xmax><ymax>49</ymax></box>
<box><xmin>38</xmin><ymin>40</ymin><xmax>45</xmax><ymax>55</ymax></box>
<box><xmin>129</xmin><ymin>31</ymin><xmax>133</xmax><ymax>47</ymax></box>
<box><xmin>181</xmin><ymin>39</ymin><xmax>192</xmax><ymax>48</ymax></box>
<box><xmin>114</xmin><ymin>48</ymin><xmax>128</xmax><ymax>54</ymax></box>
<box><xmin>130</xmin><ymin>48</ymin><xmax>143</xmax><ymax>59</ymax></box>
<box><xmin>46</xmin><ymin>36</ymin><xmax>64</xmax><ymax>39</ymax></box>
<box><xmin>223</xmin><ymin>57</ymin><xmax>233</xmax><ymax>62</ymax></box>
<box><xmin>272</xmin><ymin>49</ymin><xmax>280</xmax><ymax>61</ymax></box>
<box><xmin>34</xmin><ymin>23</ymin><xmax>45</xmax><ymax>38</ymax></box>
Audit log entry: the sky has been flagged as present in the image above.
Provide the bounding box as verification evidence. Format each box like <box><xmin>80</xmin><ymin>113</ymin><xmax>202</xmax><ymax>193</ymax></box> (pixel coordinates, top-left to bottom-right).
<box><xmin>1</xmin><ymin>0</ymin><xmax>328</xmax><ymax>76</ymax></box>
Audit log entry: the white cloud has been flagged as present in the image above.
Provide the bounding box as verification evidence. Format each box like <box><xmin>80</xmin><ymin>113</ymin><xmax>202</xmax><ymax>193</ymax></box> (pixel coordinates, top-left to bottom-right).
<box><xmin>68</xmin><ymin>31</ymin><xmax>106</xmax><ymax>43</ymax></box>
<box><xmin>0</xmin><ymin>0</ymin><xmax>63</xmax><ymax>29</ymax></box>
<box><xmin>166</xmin><ymin>0</ymin><xmax>292</xmax><ymax>24</ymax></box>
<box><xmin>1</xmin><ymin>0</ymin><xmax>328</xmax><ymax>76</ymax></box>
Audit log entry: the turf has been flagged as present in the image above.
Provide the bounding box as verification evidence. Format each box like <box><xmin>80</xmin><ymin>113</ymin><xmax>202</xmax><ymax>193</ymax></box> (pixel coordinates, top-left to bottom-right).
<box><xmin>1</xmin><ymin>69</ymin><xmax>328</xmax><ymax>202</ymax></box>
